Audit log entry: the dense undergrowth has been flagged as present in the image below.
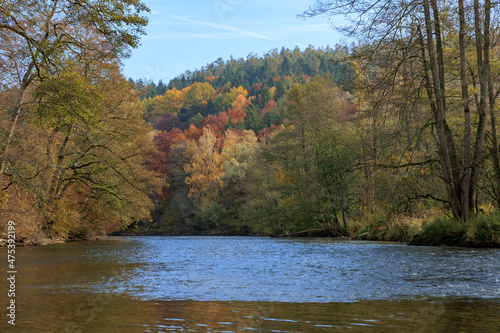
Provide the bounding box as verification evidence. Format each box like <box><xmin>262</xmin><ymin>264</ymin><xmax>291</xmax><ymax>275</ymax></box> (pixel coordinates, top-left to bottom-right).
<box><xmin>409</xmin><ymin>211</ymin><xmax>500</xmax><ymax>247</ymax></box>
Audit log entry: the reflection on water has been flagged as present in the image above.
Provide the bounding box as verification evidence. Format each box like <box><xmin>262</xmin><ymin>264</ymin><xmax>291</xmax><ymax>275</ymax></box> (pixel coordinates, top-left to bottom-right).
<box><xmin>5</xmin><ymin>294</ymin><xmax>500</xmax><ymax>332</ymax></box>
<box><xmin>0</xmin><ymin>237</ymin><xmax>499</xmax><ymax>332</ymax></box>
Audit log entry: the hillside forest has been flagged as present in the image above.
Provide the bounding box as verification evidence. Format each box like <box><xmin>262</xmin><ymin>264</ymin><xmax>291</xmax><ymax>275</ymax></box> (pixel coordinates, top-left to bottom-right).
<box><xmin>1</xmin><ymin>0</ymin><xmax>500</xmax><ymax>246</ymax></box>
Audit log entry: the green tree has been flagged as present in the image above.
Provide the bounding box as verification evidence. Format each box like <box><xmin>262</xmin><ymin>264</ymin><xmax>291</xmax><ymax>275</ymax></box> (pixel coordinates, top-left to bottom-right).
<box><xmin>243</xmin><ymin>77</ymin><xmax>358</xmax><ymax>234</ymax></box>
<box><xmin>35</xmin><ymin>66</ymin><xmax>159</xmax><ymax>237</ymax></box>
<box><xmin>0</xmin><ymin>0</ymin><xmax>149</xmax><ymax>177</ymax></box>
<box><xmin>2</xmin><ymin>62</ymin><xmax>160</xmax><ymax>238</ymax></box>
<box><xmin>303</xmin><ymin>0</ymin><xmax>497</xmax><ymax>220</ymax></box>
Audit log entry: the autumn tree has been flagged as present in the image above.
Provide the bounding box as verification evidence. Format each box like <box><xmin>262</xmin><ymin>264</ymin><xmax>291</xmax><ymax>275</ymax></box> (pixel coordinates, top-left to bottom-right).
<box><xmin>184</xmin><ymin>126</ymin><xmax>225</xmax><ymax>204</ymax></box>
<box><xmin>240</xmin><ymin>77</ymin><xmax>357</xmax><ymax>234</ymax></box>
<box><xmin>303</xmin><ymin>0</ymin><xmax>499</xmax><ymax>220</ymax></box>
<box><xmin>228</xmin><ymin>94</ymin><xmax>253</xmax><ymax>123</ymax></box>
<box><xmin>0</xmin><ymin>0</ymin><xmax>149</xmax><ymax>176</ymax></box>
<box><xmin>146</xmin><ymin>87</ymin><xmax>185</xmax><ymax>120</ymax></box>
<box><xmin>29</xmin><ymin>64</ymin><xmax>159</xmax><ymax>237</ymax></box>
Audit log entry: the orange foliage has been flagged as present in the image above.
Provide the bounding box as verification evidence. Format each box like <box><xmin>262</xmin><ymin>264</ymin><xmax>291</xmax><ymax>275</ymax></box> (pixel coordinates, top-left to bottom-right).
<box><xmin>261</xmin><ymin>100</ymin><xmax>276</xmax><ymax>117</ymax></box>
<box><xmin>228</xmin><ymin>108</ymin><xmax>246</xmax><ymax>122</ymax></box>
<box><xmin>231</xmin><ymin>94</ymin><xmax>252</xmax><ymax>111</ymax></box>
<box><xmin>184</xmin><ymin>123</ymin><xmax>202</xmax><ymax>141</ymax></box>
<box><xmin>228</xmin><ymin>94</ymin><xmax>253</xmax><ymax>122</ymax></box>
<box><xmin>205</xmin><ymin>76</ymin><xmax>217</xmax><ymax>83</ymax></box>
<box><xmin>199</xmin><ymin>113</ymin><xmax>229</xmax><ymax>135</ymax></box>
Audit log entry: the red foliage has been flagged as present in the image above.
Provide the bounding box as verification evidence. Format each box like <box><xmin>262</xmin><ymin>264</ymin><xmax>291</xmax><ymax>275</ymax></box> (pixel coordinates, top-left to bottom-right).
<box><xmin>339</xmin><ymin>101</ymin><xmax>358</xmax><ymax>122</ymax></box>
<box><xmin>249</xmin><ymin>82</ymin><xmax>263</xmax><ymax>95</ymax></box>
<box><xmin>156</xmin><ymin>128</ymin><xmax>187</xmax><ymax>154</ymax></box>
<box><xmin>261</xmin><ymin>100</ymin><xmax>276</xmax><ymax>117</ymax></box>
<box><xmin>146</xmin><ymin>128</ymin><xmax>189</xmax><ymax>201</ymax></box>
<box><xmin>199</xmin><ymin>113</ymin><xmax>229</xmax><ymax>135</ymax></box>
<box><xmin>155</xmin><ymin>114</ymin><xmax>181</xmax><ymax>131</ymax></box>
<box><xmin>184</xmin><ymin>123</ymin><xmax>202</xmax><ymax>141</ymax></box>
<box><xmin>257</xmin><ymin>125</ymin><xmax>281</xmax><ymax>144</ymax></box>
<box><xmin>346</xmin><ymin>102</ymin><xmax>357</xmax><ymax>116</ymax></box>
<box><xmin>148</xmin><ymin>128</ymin><xmax>188</xmax><ymax>175</ymax></box>
<box><xmin>228</xmin><ymin>107</ymin><xmax>247</xmax><ymax>122</ymax></box>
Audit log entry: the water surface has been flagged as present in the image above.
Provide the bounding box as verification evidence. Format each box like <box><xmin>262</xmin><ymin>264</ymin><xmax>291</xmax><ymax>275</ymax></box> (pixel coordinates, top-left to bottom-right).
<box><xmin>1</xmin><ymin>236</ymin><xmax>499</xmax><ymax>332</ymax></box>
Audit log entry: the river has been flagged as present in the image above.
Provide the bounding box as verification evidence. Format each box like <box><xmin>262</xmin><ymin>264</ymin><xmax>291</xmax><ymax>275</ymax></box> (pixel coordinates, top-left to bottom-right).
<box><xmin>1</xmin><ymin>236</ymin><xmax>499</xmax><ymax>332</ymax></box>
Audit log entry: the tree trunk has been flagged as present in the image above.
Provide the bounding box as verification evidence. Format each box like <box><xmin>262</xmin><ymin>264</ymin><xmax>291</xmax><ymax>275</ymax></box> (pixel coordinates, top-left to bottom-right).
<box><xmin>0</xmin><ymin>87</ymin><xmax>28</xmax><ymax>176</ymax></box>
<box><xmin>43</xmin><ymin>126</ymin><xmax>73</xmax><ymax>234</ymax></box>
<box><xmin>0</xmin><ymin>63</ymin><xmax>34</xmax><ymax>177</ymax></box>
<box><xmin>458</xmin><ymin>0</ymin><xmax>472</xmax><ymax>219</ymax></box>
<box><xmin>489</xmin><ymin>84</ymin><xmax>500</xmax><ymax>207</ymax></box>
<box><xmin>423</xmin><ymin>0</ymin><xmax>460</xmax><ymax>219</ymax></box>
<box><xmin>470</xmin><ymin>0</ymin><xmax>490</xmax><ymax>213</ymax></box>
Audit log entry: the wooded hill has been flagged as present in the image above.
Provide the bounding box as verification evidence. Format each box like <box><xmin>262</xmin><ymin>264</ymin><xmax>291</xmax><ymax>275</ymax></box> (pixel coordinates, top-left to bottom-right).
<box><xmin>123</xmin><ymin>47</ymin><xmax>361</xmax><ymax>236</ymax></box>
<box><xmin>2</xmin><ymin>0</ymin><xmax>499</xmax><ymax>247</ymax></box>
<box><xmin>129</xmin><ymin>46</ymin><xmax>356</xmax><ymax>133</ymax></box>
<box><xmin>131</xmin><ymin>45</ymin><xmax>355</xmax><ymax>99</ymax></box>
<box><xmin>125</xmin><ymin>0</ymin><xmax>500</xmax><ymax>246</ymax></box>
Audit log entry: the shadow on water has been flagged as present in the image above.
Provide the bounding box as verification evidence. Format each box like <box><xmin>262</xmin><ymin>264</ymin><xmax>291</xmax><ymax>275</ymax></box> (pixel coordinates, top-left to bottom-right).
<box><xmin>5</xmin><ymin>294</ymin><xmax>500</xmax><ymax>332</ymax></box>
<box><xmin>0</xmin><ymin>237</ymin><xmax>499</xmax><ymax>332</ymax></box>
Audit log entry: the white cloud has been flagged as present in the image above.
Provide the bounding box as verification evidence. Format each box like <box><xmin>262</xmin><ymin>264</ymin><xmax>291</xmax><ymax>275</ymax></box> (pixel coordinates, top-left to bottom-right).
<box><xmin>145</xmin><ymin>33</ymin><xmax>260</xmax><ymax>40</ymax></box>
<box><xmin>170</xmin><ymin>15</ymin><xmax>275</xmax><ymax>41</ymax></box>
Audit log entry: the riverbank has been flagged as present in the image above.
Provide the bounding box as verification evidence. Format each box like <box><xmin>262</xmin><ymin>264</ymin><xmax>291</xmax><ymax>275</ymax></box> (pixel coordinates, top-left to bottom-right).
<box><xmin>112</xmin><ymin>211</ymin><xmax>500</xmax><ymax>248</ymax></box>
<box><xmin>409</xmin><ymin>212</ymin><xmax>500</xmax><ymax>247</ymax></box>
<box><xmin>4</xmin><ymin>211</ymin><xmax>500</xmax><ymax>248</ymax></box>
<box><xmin>0</xmin><ymin>234</ymin><xmax>61</xmax><ymax>247</ymax></box>
<box><xmin>0</xmin><ymin>234</ymin><xmax>118</xmax><ymax>247</ymax></box>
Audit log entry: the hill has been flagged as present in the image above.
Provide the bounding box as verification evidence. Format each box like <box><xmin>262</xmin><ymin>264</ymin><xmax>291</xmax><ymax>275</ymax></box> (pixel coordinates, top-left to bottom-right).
<box><xmin>130</xmin><ymin>45</ymin><xmax>355</xmax><ymax>100</ymax></box>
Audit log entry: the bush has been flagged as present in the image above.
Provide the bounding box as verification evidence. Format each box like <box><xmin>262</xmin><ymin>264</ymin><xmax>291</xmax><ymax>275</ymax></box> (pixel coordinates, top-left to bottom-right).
<box><xmin>410</xmin><ymin>211</ymin><xmax>500</xmax><ymax>247</ymax></box>
<box><xmin>384</xmin><ymin>218</ymin><xmax>422</xmax><ymax>242</ymax></box>
<box><xmin>191</xmin><ymin>200</ymin><xmax>225</xmax><ymax>231</ymax></box>
<box><xmin>354</xmin><ymin>217</ymin><xmax>422</xmax><ymax>242</ymax></box>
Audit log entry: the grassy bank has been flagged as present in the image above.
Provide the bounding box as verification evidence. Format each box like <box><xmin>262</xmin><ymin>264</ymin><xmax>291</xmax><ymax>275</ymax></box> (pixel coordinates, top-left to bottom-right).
<box><xmin>9</xmin><ymin>211</ymin><xmax>499</xmax><ymax>248</ymax></box>
<box><xmin>354</xmin><ymin>211</ymin><xmax>500</xmax><ymax>247</ymax></box>
<box><xmin>409</xmin><ymin>212</ymin><xmax>500</xmax><ymax>247</ymax></box>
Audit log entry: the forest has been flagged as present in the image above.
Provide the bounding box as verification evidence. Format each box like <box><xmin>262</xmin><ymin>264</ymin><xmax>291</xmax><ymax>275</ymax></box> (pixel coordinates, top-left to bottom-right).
<box><xmin>1</xmin><ymin>0</ymin><xmax>500</xmax><ymax>247</ymax></box>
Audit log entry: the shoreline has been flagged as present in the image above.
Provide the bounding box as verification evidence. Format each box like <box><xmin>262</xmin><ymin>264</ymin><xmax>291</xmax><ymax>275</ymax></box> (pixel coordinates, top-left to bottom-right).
<box><xmin>0</xmin><ymin>235</ymin><xmax>124</xmax><ymax>247</ymax></box>
<box><xmin>2</xmin><ymin>223</ymin><xmax>499</xmax><ymax>248</ymax></box>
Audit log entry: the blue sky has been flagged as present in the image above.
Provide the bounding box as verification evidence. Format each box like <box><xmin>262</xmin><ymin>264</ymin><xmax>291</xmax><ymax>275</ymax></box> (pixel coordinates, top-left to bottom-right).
<box><xmin>121</xmin><ymin>0</ymin><xmax>344</xmax><ymax>83</ymax></box>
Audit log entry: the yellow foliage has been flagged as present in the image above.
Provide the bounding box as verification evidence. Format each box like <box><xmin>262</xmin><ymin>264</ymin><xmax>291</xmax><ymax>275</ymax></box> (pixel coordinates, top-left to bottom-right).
<box><xmin>182</xmin><ymin>82</ymin><xmax>216</xmax><ymax>108</ymax></box>
<box><xmin>274</xmin><ymin>168</ymin><xmax>291</xmax><ymax>185</ymax></box>
<box><xmin>149</xmin><ymin>87</ymin><xmax>184</xmax><ymax>116</ymax></box>
<box><xmin>231</xmin><ymin>94</ymin><xmax>253</xmax><ymax>111</ymax></box>
<box><xmin>269</xmin><ymin>86</ymin><xmax>276</xmax><ymax>100</ymax></box>
<box><xmin>222</xmin><ymin>129</ymin><xmax>258</xmax><ymax>161</ymax></box>
<box><xmin>184</xmin><ymin>127</ymin><xmax>225</xmax><ymax>201</ymax></box>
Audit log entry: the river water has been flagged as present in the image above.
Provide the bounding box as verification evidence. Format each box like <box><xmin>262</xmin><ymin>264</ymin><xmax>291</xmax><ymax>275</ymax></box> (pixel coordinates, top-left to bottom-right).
<box><xmin>1</xmin><ymin>236</ymin><xmax>499</xmax><ymax>332</ymax></box>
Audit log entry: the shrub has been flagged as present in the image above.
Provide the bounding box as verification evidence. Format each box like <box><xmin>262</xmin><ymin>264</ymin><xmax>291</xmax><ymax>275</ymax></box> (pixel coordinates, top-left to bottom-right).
<box><xmin>385</xmin><ymin>218</ymin><xmax>422</xmax><ymax>242</ymax></box>
<box><xmin>410</xmin><ymin>211</ymin><xmax>500</xmax><ymax>247</ymax></box>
